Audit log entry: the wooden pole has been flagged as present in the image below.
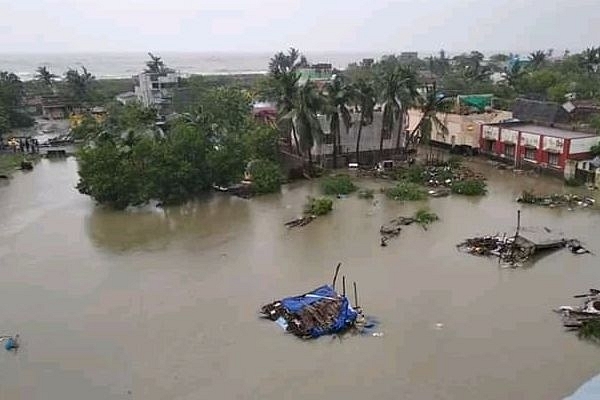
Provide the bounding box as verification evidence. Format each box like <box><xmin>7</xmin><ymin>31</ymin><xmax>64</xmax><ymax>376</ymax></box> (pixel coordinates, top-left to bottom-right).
<box><xmin>332</xmin><ymin>263</ymin><xmax>342</xmax><ymax>290</ymax></box>
<box><xmin>342</xmin><ymin>276</ymin><xmax>346</xmax><ymax>297</ymax></box>
<box><xmin>516</xmin><ymin>210</ymin><xmax>521</xmax><ymax>238</ymax></box>
<box><xmin>353</xmin><ymin>282</ymin><xmax>358</xmax><ymax>308</ymax></box>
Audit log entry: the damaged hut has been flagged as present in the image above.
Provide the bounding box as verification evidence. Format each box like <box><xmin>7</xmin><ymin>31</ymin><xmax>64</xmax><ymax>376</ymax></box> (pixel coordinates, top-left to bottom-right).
<box><xmin>260</xmin><ymin>264</ymin><xmax>364</xmax><ymax>339</ymax></box>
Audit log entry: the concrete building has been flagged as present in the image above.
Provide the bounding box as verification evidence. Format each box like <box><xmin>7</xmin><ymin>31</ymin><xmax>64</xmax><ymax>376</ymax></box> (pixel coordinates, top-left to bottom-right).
<box><xmin>291</xmin><ymin>110</ymin><xmax>404</xmax><ymax>167</ymax></box>
<box><xmin>407</xmin><ymin>109</ymin><xmax>513</xmax><ymax>153</ymax></box>
<box><xmin>134</xmin><ymin>71</ymin><xmax>180</xmax><ymax>111</ymax></box>
<box><xmin>479</xmin><ymin>121</ymin><xmax>600</xmax><ymax>178</ymax></box>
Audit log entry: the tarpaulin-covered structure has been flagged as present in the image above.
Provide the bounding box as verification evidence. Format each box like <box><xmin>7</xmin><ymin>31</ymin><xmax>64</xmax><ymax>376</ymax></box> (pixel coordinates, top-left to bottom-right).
<box><xmin>260</xmin><ymin>285</ymin><xmax>359</xmax><ymax>339</ymax></box>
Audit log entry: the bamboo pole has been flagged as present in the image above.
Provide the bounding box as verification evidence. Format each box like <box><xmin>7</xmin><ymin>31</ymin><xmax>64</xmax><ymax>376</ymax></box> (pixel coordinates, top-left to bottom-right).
<box><xmin>353</xmin><ymin>282</ymin><xmax>358</xmax><ymax>308</ymax></box>
<box><xmin>332</xmin><ymin>263</ymin><xmax>342</xmax><ymax>290</ymax></box>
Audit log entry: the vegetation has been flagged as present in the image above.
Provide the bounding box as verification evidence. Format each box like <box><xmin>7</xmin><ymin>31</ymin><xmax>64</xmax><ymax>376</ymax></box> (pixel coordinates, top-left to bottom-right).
<box><xmin>577</xmin><ymin>320</ymin><xmax>600</xmax><ymax>344</ymax></box>
<box><xmin>304</xmin><ymin>196</ymin><xmax>333</xmax><ymax>216</ymax></box>
<box><xmin>564</xmin><ymin>177</ymin><xmax>584</xmax><ymax>187</ymax></box>
<box><xmin>320</xmin><ymin>174</ymin><xmax>357</xmax><ymax>195</ymax></box>
<box><xmin>451</xmin><ymin>179</ymin><xmax>487</xmax><ymax>196</ymax></box>
<box><xmin>0</xmin><ymin>153</ymin><xmax>39</xmax><ymax>176</ymax></box>
<box><xmin>248</xmin><ymin>159</ymin><xmax>281</xmax><ymax>194</ymax></box>
<box><xmin>0</xmin><ymin>71</ymin><xmax>34</xmax><ymax>138</ymax></box>
<box><xmin>76</xmin><ymin>88</ymin><xmax>281</xmax><ymax>208</ymax></box>
<box><xmin>414</xmin><ymin>208</ymin><xmax>439</xmax><ymax>227</ymax></box>
<box><xmin>384</xmin><ymin>181</ymin><xmax>427</xmax><ymax>201</ymax></box>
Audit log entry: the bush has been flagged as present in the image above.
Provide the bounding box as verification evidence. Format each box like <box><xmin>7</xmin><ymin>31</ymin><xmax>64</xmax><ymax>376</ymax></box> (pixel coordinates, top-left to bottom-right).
<box><xmin>248</xmin><ymin>159</ymin><xmax>281</xmax><ymax>194</ymax></box>
<box><xmin>414</xmin><ymin>208</ymin><xmax>439</xmax><ymax>226</ymax></box>
<box><xmin>451</xmin><ymin>179</ymin><xmax>487</xmax><ymax>196</ymax></box>
<box><xmin>447</xmin><ymin>155</ymin><xmax>463</xmax><ymax>169</ymax></box>
<box><xmin>357</xmin><ymin>188</ymin><xmax>374</xmax><ymax>199</ymax></box>
<box><xmin>320</xmin><ymin>174</ymin><xmax>357</xmax><ymax>195</ymax></box>
<box><xmin>401</xmin><ymin>165</ymin><xmax>425</xmax><ymax>184</ymax></box>
<box><xmin>578</xmin><ymin>320</ymin><xmax>600</xmax><ymax>344</ymax></box>
<box><xmin>384</xmin><ymin>181</ymin><xmax>427</xmax><ymax>201</ymax></box>
<box><xmin>304</xmin><ymin>196</ymin><xmax>333</xmax><ymax>216</ymax></box>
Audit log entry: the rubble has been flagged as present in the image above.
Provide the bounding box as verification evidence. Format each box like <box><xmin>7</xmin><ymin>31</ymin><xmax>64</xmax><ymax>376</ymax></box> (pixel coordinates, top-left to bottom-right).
<box><xmin>556</xmin><ymin>290</ymin><xmax>600</xmax><ymax>343</ymax></box>
<box><xmin>517</xmin><ymin>190</ymin><xmax>595</xmax><ymax>209</ymax></box>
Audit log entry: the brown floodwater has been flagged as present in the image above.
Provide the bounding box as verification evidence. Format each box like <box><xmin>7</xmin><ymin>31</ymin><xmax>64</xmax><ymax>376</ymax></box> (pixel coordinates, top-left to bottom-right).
<box><xmin>1</xmin><ymin>157</ymin><xmax>600</xmax><ymax>400</ymax></box>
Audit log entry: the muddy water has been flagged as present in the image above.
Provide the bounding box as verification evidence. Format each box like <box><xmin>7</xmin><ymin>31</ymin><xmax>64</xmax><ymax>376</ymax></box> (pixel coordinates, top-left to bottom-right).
<box><xmin>1</xmin><ymin>158</ymin><xmax>600</xmax><ymax>400</ymax></box>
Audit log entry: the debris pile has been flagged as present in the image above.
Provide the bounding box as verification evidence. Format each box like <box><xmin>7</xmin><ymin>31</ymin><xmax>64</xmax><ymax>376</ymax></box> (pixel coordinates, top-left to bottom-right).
<box><xmin>517</xmin><ymin>190</ymin><xmax>595</xmax><ymax>209</ymax></box>
<box><xmin>285</xmin><ymin>197</ymin><xmax>333</xmax><ymax>229</ymax></box>
<box><xmin>380</xmin><ymin>209</ymin><xmax>439</xmax><ymax>246</ymax></box>
<box><xmin>556</xmin><ymin>290</ymin><xmax>600</xmax><ymax>342</ymax></box>
<box><xmin>260</xmin><ymin>264</ymin><xmax>365</xmax><ymax>339</ymax></box>
<box><xmin>422</xmin><ymin>165</ymin><xmax>485</xmax><ymax>188</ymax></box>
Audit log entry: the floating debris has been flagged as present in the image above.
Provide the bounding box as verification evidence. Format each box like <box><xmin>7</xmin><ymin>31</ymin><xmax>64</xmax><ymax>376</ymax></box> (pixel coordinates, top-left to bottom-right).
<box><xmin>517</xmin><ymin>190</ymin><xmax>595</xmax><ymax>209</ymax></box>
<box><xmin>428</xmin><ymin>188</ymin><xmax>451</xmax><ymax>197</ymax></box>
<box><xmin>380</xmin><ymin>210</ymin><xmax>439</xmax><ymax>246</ymax></box>
<box><xmin>260</xmin><ymin>264</ymin><xmax>365</xmax><ymax>339</ymax></box>
<box><xmin>458</xmin><ymin>211</ymin><xmax>589</xmax><ymax>266</ymax></box>
<box><xmin>284</xmin><ymin>215</ymin><xmax>316</xmax><ymax>228</ymax></box>
<box><xmin>556</xmin><ymin>290</ymin><xmax>600</xmax><ymax>343</ymax></box>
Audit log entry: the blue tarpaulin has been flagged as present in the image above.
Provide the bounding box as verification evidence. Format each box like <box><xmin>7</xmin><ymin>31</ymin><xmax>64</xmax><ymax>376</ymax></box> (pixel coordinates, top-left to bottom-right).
<box><xmin>262</xmin><ymin>285</ymin><xmax>359</xmax><ymax>338</ymax></box>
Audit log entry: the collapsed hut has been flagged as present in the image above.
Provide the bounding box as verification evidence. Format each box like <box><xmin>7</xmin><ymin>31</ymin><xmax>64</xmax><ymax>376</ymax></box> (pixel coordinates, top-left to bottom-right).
<box><xmin>260</xmin><ymin>264</ymin><xmax>365</xmax><ymax>339</ymax></box>
<box><xmin>458</xmin><ymin>211</ymin><xmax>589</xmax><ymax>266</ymax></box>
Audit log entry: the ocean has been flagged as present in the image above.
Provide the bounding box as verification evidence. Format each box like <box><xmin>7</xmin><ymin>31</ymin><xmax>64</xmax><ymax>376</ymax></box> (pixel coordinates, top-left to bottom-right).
<box><xmin>0</xmin><ymin>51</ymin><xmax>388</xmax><ymax>81</ymax></box>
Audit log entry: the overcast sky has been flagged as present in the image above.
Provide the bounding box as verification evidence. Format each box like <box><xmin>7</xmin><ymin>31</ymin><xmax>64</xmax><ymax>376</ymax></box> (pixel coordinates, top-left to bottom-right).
<box><xmin>1</xmin><ymin>0</ymin><xmax>599</xmax><ymax>54</ymax></box>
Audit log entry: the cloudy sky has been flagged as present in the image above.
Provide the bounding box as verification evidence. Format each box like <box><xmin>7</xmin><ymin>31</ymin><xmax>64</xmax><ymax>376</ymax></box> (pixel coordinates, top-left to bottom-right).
<box><xmin>1</xmin><ymin>0</ymin><xmax>599</xmax><ymax>53</ymax></box>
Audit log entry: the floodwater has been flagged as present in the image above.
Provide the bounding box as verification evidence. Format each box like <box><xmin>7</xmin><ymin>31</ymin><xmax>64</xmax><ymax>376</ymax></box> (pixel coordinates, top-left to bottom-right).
<box><xmin>1</xmin><ymin>157</ymin><xmax>600</xmax><ymax>400</ymax></box>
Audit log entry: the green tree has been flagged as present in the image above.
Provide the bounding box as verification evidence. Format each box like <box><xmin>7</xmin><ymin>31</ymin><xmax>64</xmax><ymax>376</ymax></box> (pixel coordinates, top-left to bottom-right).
<box><xmin>378</xmin><ymin>67</ymin><xmax>401</xmax><ymax>161</ymax></box>
<box><xmin>286</xmin><ymin>81</ymin><xmax>324</xmax><ymax>165</ymax></box>
<box><xmin>407</xmin><ymin>83</ymin><xmax>451</xmax><ymax>151</ymax></box>
<box><xmin>528</xmin><ymin>50</ymin><xmax>548</xmax><ymax>70</ymax></box>
<box><xmin>35</xmin><ymin>66</ymin><xmax>57</xmax><ymax>89</ymax></box>
<box><xmin>247</xmin><ymin>159</ymin><xmax>281</xmax><ymax>194</ymax></box>
<box><xmin>323</xmin><ymin>75</ymin><xmax>353</xmax><ymax>168</ymax></box>
<box><xmin>245</xmin><ymin>124</ymin><xmax>279</xmax><ymax>162</ymax></box>
<box><xmin>0</xmin><ymin>71</ymin><xmax>34</xmax><ymax>131</ymax></box>
<box><xmin>63</xmin><ymin>67</ymin><xmax>96</xmax><ymax>106</ymax></box>
<box><xmin>352</xmin><ymin>79</ymin><xmax>376</xmax><ymax>164</ymax></box>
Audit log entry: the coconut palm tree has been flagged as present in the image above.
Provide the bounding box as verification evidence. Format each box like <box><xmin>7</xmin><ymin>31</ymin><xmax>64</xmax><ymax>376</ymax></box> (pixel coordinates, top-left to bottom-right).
<box><xmin>284</xmin><ymin>81</ymin><xmax>324</xmax><ymax>166</ymax></box>
<box><xmin>323</xmin><ymin>75</ymin><xmax>353</xmax><ymax>169</ymax></box>
<box><xmin>378</xmin><ymin>68</ymin><xmax>400</xmax><ymax>162</ymax></box>
<box><xmin>406</xmin><ymin>82</ymin><xmax>452</xmax><ymax>153</ymax></box>
<box><xmin>35</xmin><ymin>66</ymin><xmax>57</xmax><ymax>89</ymax></box>
<box><xmin>580</xmin><ymin>47</ymin><xmax>600</xmax><ymax>75</ymax></box>
<box><xmin>528</xmin><ymin>50</ymin><xmax>547</xmax><ymax>69</ymax></box>
<box><xmin>394</xmin><ymin>66</ymin><xmax>419</xmax><ymax>154</ymax></box>
<box><xmin>352</xmin><ymin>79</ymin><xmax>376</xmax><ymax>164</ymax></box>
<box><xmin>268</xmin><ymin>48</ymin><xmax>306</xmax><ymax>154</ymax></box>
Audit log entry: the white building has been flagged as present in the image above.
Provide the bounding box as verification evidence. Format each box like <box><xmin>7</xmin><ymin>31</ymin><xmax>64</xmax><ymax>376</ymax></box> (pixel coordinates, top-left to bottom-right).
<box><xmin>134</xmin><ymin>71</ymin><xmax>180</xmax><ymax>110</ymax></box>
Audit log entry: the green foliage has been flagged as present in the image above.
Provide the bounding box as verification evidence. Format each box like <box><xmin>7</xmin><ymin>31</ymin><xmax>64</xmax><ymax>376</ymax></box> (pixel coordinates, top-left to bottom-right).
<box><xmin>401</xmin><ymin>165</ymin><xmax>425</xmax><ymax>183</ymax></box>
<box><xmin>591</xmin><ymin>141</ymin><xmax>600</xmax><ymax>156</ymax></box>
<box><xmin>248</xmin><ymin>159</ymin><xmax>281</xmax><ymax>194</ymax></box>
<box><xmin>447</xmin><ymin>155</ymin><xmax>463</xmax><ymax>169</ymax></box>
<box><xmin>245</xmin><ymin>124</ymin><xmax>279</xmax><ymax>162</ymax></box>
<box><xmin>451</xmin><ymin>179</ymin><xmax>487</xmax><ymax>196</ymax></box>
<box><xmin>384</xmin><ymin>181</ymin><xmax>427</xmax><ymax>201</ymax></box>
<box><xmin>320</xmin><ymin>174</ymin><xmax>357</xmax><ymax>195</ymax></box>
<box><xmin>76</xmin><ymin>87</ymin><xmax>281</xmax><ymax>208</ymax></box>
<box><xmin>304</xmin><ymin>196</ymin><xmax>333</xmax><ymax>216</ymax></box>
<box><xmin>71</xmin><ymin>114</ymin><xmax>102</xmax><ymax>140</ymax></box>
<box><xmin>0</xmin><ymin>71</ymin><xmax>34</xmax><ymax>132</ymax></box>
<box><xmin>63</xmin><ymin>67</ymin><xmax>96</xmax><ymax>106</ymax></box>
<box><xmin>357</xmin><ymin>188</ymin><xmax>374</xmax><ymax>199</ymax></box>
<box><xmin>577</xmin><ymin>320</ymin><xmax>600</xmax><ymax>344</ymax></box>
<box><xmin>414</xmin><ymin>208</ymin><xmax>439</xmax><ymax>226</ymax></box>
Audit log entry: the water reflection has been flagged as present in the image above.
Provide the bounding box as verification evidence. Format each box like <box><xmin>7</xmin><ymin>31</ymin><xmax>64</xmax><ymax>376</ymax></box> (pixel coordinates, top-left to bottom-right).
<box><xmin>85</xmin><ymin>194</ymin><xmax>252</xmax><ymax>253</ymax></box>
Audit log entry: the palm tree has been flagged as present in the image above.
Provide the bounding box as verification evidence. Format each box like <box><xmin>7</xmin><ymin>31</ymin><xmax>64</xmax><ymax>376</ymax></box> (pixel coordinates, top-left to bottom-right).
<box><xmin>145</xmin><ymin>53</ymin><xmax>167</xmax><ymax>75</ymax></box>
<box><xmin>528</xmin><ymin>50</ymin><xmax>547</xmax><ymax>69</ymax></box>
<box><xmin>378</xmin><ymin>68</ymin><xmax>400</xmax><ymax>162</ymax></box>
<box><xmin>580</xmin><ymin>47</ymin><xmax>600</xmax><ymax>75</ymax></box>
<box><xmin>35</xmin><ymin>66</ymin><xmax>57</xmax><ymax>89</ymax></box>
<box><xmin>352</xmin><ymin>79</ymin><xmax>376</xmax><ymax>164</ymax></box>
<box><xmin>323</xmin><ymin>75</ymin><xmax>353</xmax><ymax>169</ymax></box>
<box><xmin>64</xmin><ymin>66</ymin><xmax>95</xmax><ymax>106</ymax></box>
<box><xmin>286</xmin><ymin>81</ymin><xmax>324</xmax><ymax>166</ymax></box>
<box><xmin>394</xmin><ymin>67</ymin><xmax>419</xmax><ymax>155</ymax></box>
<box><xmin>406</xmin><ymin>82</ymin><xmax>451</xmax><ymax>153</ymax></box>
<box><xmin>268</xmin><ymin>48</ymin><xmax>305</xmax><ymax>154</ymax></box>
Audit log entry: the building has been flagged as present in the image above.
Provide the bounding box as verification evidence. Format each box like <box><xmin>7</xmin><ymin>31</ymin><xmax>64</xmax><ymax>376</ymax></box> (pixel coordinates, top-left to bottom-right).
<box><xmin>134</xmin><ymin>71</ymin><xmax>180</xmax><ymax>112</ymax></box>
<box><xmin>290</xmin><ymin>110</ymin><xmax>404</xmax><ymax>167</ymax></box>
<box><xmin>399</xmin><ymin>52</ymin><xmax>419</xmax><ymax>63</ymax></box>
<box><xmin>407</xmin><ymin>102</ymin><xmax>513</xmax><ymax>154</ymax></box>
<box><xmin>115</xmin><ymin>91</ymin><xmax>138</xmax><ymax>105</ymax></box>
<box><xmin>479</xmin><ymin>121</ymin><xmax>600</xmax><ymax>178</ymax></box>
<box><xmin>298</xmin><ymin>64</ymin><xmax>333</xmax><ymax>89</ymax></box>
<box><xmin>512</xmin><ymin>98</ymin><xmax>570</xmax><ymax>124</ymax></box>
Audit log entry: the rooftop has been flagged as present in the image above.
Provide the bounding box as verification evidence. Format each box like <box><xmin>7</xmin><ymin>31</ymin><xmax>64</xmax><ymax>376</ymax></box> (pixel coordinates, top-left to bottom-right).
<box><xmin>495</xmin><ymin>122</ymin><xmax>597</xmax><ymax>139</ymax></box>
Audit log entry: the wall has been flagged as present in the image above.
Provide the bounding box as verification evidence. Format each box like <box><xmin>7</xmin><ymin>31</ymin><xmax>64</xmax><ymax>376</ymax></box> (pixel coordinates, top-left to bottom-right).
<box><xmin>569</xmin><ymin>136</ymin><xmax>600</xmax><ymax>154</ymax></box>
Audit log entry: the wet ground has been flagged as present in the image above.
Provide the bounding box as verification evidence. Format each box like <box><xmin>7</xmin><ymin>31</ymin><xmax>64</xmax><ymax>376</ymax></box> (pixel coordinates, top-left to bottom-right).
<box><xmin>1</xmin><ymin>157</ymin><xmax>600</xmax><ymax>399</ymax></box>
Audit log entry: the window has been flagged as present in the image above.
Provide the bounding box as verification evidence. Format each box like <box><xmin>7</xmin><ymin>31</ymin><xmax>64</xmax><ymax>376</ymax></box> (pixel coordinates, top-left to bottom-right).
<box><xmin>524</xmin><ymin>147</ymin><xmax>536</xmax><ymax>160</ymax></box>
<box><xmin>548</xmin><ymin>152</ymin><xmax>560</xmax><ymax>166</ymax></box>
<box><xmin>323</xmin><ymin>133</ymin><xmax>333</xmax><ymax>145</ymax></box>
<box><xmin>504</xmin><ymin>144</ymin><xmax>515</xmax><ymax>158</ymax></box>
<box><xmin>484</xmin><ymin>140</ymin><xmax>495</xmax><ymax>152</ymax></box>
